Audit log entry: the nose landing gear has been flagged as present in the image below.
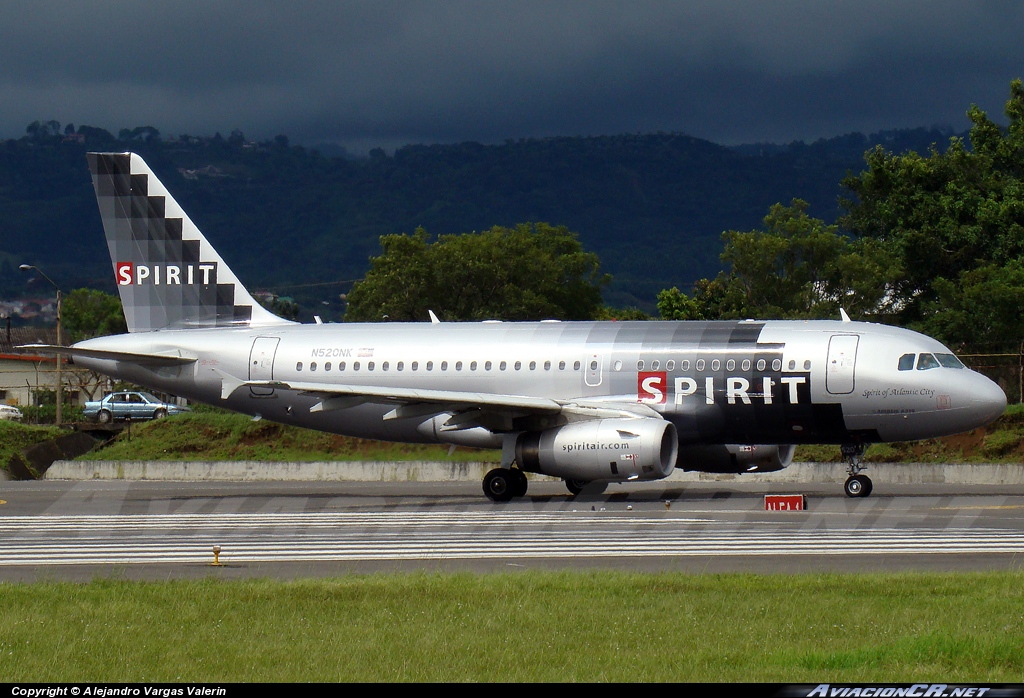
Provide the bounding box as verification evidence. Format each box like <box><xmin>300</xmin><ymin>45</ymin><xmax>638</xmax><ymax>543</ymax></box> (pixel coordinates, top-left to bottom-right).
<box><xmin>841</xmin><ymin>444</ymin><xmax>873</xmax><ymax>497</ymax></box>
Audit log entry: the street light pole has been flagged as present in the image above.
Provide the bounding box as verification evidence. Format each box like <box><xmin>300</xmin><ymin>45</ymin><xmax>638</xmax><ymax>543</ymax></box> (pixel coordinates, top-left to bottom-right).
<box><xmin>19</xmin><ymin>264</ymin><xmax>63</xmax><ymax>426</ymax></box>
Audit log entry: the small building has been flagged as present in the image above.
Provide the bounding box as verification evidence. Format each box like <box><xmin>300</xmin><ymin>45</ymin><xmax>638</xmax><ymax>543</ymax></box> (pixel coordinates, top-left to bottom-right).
<box><xmin>0</xmin><ymin>324</ymin><xmax>106</xmax><ymax>408</ymax></box>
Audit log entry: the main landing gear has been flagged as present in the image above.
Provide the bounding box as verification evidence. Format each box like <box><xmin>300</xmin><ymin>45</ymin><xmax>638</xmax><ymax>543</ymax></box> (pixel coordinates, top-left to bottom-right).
<box><xmin>841</xmin><ymin>444</ymin><xmax>873</xmax><ymax>498</ymax></box>
<box><xmin>481</xmin><ymin>468</ymin><xmax>609</xmax><ymax>501</ymax></box>
<box><xmin>482</xmin><ymin>467</ymin><xmax>529</xmax><ymax>502</ymax></box>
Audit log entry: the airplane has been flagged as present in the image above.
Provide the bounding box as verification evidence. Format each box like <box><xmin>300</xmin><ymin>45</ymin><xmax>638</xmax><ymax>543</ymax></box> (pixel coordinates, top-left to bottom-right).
<box><xmin>22</xmin><ymin>152</ymin><xmax>1008</xmax><ymax>501</ymax></box>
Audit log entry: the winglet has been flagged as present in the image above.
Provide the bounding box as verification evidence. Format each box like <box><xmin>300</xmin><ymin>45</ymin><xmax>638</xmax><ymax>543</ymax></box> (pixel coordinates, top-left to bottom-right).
<box><xmin>428</xmin><ymin>310</ymin><xmax>441</xmax><ymax>324</ymax></box>
<box><xmin>839</xmin><ymin>308</ymin><xmax>852</xmax><ymax>322</ymax></box>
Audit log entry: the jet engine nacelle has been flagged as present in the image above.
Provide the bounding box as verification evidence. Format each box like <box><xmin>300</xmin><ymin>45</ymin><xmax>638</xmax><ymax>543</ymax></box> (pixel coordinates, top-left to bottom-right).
<box><xmin>516</xmin><ymin>418</ymin><xmax>678</xmax><ymax>482</ymax></box>
<box><xmin>677</xmin><ymin>443</ymin><xmax>796</xmax><ymax>473</ymax></box>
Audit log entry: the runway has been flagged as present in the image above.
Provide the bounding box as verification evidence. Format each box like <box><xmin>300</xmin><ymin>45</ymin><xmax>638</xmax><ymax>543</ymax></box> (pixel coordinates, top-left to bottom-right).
<box><xmin>2</xmin><ymin>479</ymin><xmax>1023</xmax><ymax>580</ymax></box>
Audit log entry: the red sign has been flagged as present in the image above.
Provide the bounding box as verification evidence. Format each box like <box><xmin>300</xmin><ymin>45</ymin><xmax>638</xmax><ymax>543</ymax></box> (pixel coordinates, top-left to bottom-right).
<box><xmin>764</xmin><ymin>494</ymin><xmax>805</xmax><ymax>511</ymax></box>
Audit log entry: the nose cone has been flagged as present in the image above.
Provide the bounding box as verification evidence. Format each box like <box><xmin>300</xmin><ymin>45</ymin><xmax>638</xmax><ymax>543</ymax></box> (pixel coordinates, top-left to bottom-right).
<box><xmin>970</xmin><ymin>373</ymin><xmax>1007</xmax><ymax>427</ymax></box>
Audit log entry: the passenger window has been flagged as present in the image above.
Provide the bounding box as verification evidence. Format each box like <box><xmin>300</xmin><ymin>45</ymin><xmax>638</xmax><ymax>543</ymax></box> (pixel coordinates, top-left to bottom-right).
<box><xmin>382</xmin><ymin>362</ymin><xmax>389</xmax><ymax>371</ymax></box>
<box><xmin>803</xmin><ymin>360</ymin><xmax>811</xmax><ymax>370</ymax></box>
<box><xmin>544</xmin><ymin>361</ymin><xmax>551</xmax><ymax>370</ymax></box>
<box><xmin>353</xmin><ymin>361</ymin><xmax>360</xmax><ymax>371</ymax></box>
<box><xmin>696</xmin><ymin>359</ymin><xmax>705</xmax><ymax>371</ymax></box>
<box><xmin>325</xmin><ymin>362</ymin><xmax>331</xmax><ymax>371</ymax></box>
<box><xmin>470</xmin><ymin>361</ymin><xmax>477</xmax><ymax>370</ymax></box>
<box><xmin>339</xmin><ymin>361</ymin><xmax>346</xmax><ymax>371</ymax></box>
<box><xmin>741</xmin><ymin>359</ymin><xmax>750</xmax><ymax>371</ymax></box>
<box><xmin>559</xmin><ymin>361</ymin><xmax>565</xmax><ymax>370</ymax></box>
<box><xmin>310</xmin><ymin>362</ymin><xmax>317</xmax><ymax>371</ymax></box>
<box><xmin>726</xmin><ymin>359</ymin><xmax>735</xmax><ymax>371</ymax></box>
<box><xmin>711</xmin><ymin>359</ymin><xmax>720</xmax><ymax>371</ymax></box>
<box><xmin>898</xmin><ymin>354</ymin><xmax>916</xmax><ymax>371</ymax></box>
<box><xmin>637</xmin><ymin>360</ymin><xmax>645</xmax><ymax>371</ymax></box>
<box><xmin>574</xmin><ymin>361</ymin><xmax>581</xmax><ymax>370</ymax></box>
<box><xmin>667</xmin><ymin>360</ymin><xmax>675</xmax><ymax>371</ymax></box>
<box><xmin>425</xmin><ymin>361</ymin><xmax>432</xmax><ymax>371</ymax></box>
<box><xmin>651</xmin><ymin>360</ymin><xmax>660</xmax><ymax>370</ymax></box>
<box><xmin>411</xmin><ymin>361</ymin><xmax>418</xmax><ymax>370</ymax></box>
<box><xmin>756</xmin><ymin>359</ymin><xmax>766</xmax><ymax>371</ymax></box>
<box><xmin>397</xmin><ymin>362</ymin><xmax>403</xmax><ymax>371</ymax></box>
<box><xmin>917</xmin><ymin>353</ymin><xmax>940</xmax><ymax>370</ymax></box>
<box><xmin>441</xmin><ymin>361</ymin><xmax>448</xmax><ymax>371</ymax></box>
<box><xmin>788</xmin><ymin>360</ymin><xmax>796</xmax><ymax>370</ymax></box>
<box><xmin>455</xmin><ymin>361</ymin><xmax>462</xmax><ymax>371</ymax></box>
<box><xmin>485</xmin><ymin>361</ymin><xmax>492</xmax><ymax>370</ymax></box>
<box><xmin>531</xmin><ymin>361</ymin><xmax>537</xmax><ymax>370</ymax></box>
<box><xmin>514</xmin><ymin>361</ymin><xmax>522</xmax><ymax>370</ymax></box>
<box><xmin>500</xmin><ymin>361</ymin><xmax>507</xmax><ymax>371</ymax></box>
<box><xmin>681</xmin><ymin>360</ymin><xmax>690</xmax><ymax>371</ymax></box>
<box><xmin>772</xmin><ymin>359</ymin><xmax>782</xmax><ymax>371</ymax></box>
<box><xmin>296</xmin><ymin>362</ymin><xmax>303</xmax><ymax>371</ymax></box>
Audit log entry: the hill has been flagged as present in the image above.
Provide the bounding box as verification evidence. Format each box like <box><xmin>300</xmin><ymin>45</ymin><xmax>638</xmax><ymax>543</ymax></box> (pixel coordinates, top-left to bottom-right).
<box><xmin>0</xmin><ymin>125</ymin><xmax>960</xmax><ymax>312</ymax></box>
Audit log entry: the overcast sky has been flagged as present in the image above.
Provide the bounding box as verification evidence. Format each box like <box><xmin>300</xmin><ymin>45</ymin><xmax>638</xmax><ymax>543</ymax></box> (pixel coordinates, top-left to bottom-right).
<box><xmin>2</xmin><ymin>1</ymin><xmax>1022</xmax><ymax>152</ymax></box>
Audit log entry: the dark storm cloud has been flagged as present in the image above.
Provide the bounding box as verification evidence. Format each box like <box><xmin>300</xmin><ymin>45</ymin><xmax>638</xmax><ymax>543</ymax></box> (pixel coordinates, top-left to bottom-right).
<box><xmin>2</xmin><ymin>1</ymin><xmax>1022</xmax><ymax>149</ymax></box>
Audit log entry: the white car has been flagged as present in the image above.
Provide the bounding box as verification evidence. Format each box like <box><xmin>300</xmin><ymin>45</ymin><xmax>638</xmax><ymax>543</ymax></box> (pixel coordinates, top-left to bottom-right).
<box><xmin>0</xmin><ymin>405</ymin><xmax>23</xmax><ymax>421</ymax></box>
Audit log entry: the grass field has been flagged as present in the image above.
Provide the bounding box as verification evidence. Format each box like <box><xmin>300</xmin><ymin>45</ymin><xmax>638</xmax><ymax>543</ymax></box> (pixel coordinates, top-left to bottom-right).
<box><xmin>1</xmin><ymin>571</ymin><xmax>1022</xmax><ymax>682</ymax></box>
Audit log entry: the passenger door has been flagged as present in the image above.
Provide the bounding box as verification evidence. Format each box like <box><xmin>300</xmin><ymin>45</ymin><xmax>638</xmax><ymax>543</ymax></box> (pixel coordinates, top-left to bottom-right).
<box><xmin>826</xmin><ymin>335</ymin><xmax>859</xmax><ymax>395</ymax></box>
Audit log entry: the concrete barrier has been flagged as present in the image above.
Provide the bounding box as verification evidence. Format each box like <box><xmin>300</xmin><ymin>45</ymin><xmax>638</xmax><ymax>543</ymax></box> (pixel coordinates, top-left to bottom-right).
<box><xmin>42</xmin><ymin>460</ymin><xmax>1024</xmax><ymax>485</ymax></box>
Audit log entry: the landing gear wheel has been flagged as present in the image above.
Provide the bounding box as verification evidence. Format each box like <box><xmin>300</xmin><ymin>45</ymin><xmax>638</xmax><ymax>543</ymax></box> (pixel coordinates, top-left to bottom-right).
<box><xmin>844</xmin><ymin>474</ymin><xmax>873</xmax><ymax>498</ymax></box>
<box><xmin>97</xmin><ymin>410</ymin><xmax>112</xmax><ymax>424</ymax></box>
<box><xmin>509</xmin><ymin>468</ymin><xmax>528</xmax><ymax>498</ymax></box>
<box><xmin>483</xmin><ymin>468</ymin><xmax>516</xmax><ymax>502</ymax></box>
<box><xmin>841</xmin><ymin>444</ymin><xmax>872</xmax><ymax>498</ymax></box>
<box><xmin>565</xmin><ymin>479</ymin><xmax>608</xmax><ymax>496</ymax></box>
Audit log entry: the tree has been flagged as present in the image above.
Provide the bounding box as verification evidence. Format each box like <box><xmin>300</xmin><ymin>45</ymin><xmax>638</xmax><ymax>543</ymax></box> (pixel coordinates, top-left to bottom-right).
<box><xmin>659</xmin><ymin>200</ymin><xmax>897</xmax><ymax>321</ymax></box>
<box><xmin>344</xmin><ymin>224</ymin><xmax>609</xmax><ymax>322</ymax></box>
<box><xmin>841</xmin><ymin>78</ymin><xmax>1024</xmax><ymax>325</ymax></box>
<box><xmin>61</xmin><ymin>288</ymin><xmax>127</xmax><ymax>343</ymax></box>
<box><xmin>919</xmin><ymin>261</ymin><xmax>1024</xmax><ymax>351</ymax></box>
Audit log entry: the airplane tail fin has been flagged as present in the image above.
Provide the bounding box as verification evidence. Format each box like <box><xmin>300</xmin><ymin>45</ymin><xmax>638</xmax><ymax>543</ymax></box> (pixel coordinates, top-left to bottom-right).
<box><xmin>87</xmin><ymin>152</ymin><xmax>293</xmax><ymax>333</ymax></box>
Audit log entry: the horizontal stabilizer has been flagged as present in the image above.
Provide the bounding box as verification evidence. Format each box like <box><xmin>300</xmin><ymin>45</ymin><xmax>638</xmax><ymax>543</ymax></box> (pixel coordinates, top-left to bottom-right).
<box><xmin>16</xmin><ymin>344</ymin><xmax>196</xmax><ymax>366</ymax></box>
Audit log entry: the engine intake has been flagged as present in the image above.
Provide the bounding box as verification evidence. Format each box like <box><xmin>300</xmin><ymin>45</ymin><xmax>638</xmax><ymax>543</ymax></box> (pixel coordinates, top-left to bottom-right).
<box><xmin>516</xmin><ymin>418</ymin><xmax>678</xmax><ymax>482</ymax></box>
<box><xmin>677</xmin><ymin>444</ymin><xmax>795</xmax><ymax>473</ymax></box>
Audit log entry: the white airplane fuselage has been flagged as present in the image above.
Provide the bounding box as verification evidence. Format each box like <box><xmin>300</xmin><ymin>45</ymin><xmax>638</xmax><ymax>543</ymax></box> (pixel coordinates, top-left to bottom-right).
<box><xmin>74</xmin><ymin>318</ymin><xmax>1005</xmax><ymax>449</ymax></box>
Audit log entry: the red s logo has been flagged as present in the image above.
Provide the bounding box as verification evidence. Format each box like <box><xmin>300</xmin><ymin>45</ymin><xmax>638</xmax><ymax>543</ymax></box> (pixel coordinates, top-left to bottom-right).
<box><xmin>116</xmin><ymin>262</ymin><xmax>133</xmax><ymax>286</ymax></box>
<box><xmin>638</xmin><ymin>371</ymin><xmax>667</xmax><ymax>404</ymax></box>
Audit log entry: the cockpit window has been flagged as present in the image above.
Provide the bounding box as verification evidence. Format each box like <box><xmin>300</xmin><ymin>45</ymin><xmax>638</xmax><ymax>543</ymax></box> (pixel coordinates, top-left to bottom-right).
<box><xmin>898</xmin><ymin>354</ymin><xmax>916</xmax><ymax>371</ymax></box>
<box><xmin>917</xmin><ymin>353</ymin><xmax>940</xmax><ymax>370</ymax></box>
<box><xmin>935</xmin><ymin>353</ymin><xmax>965</xmax><ymax>369</ymax></box>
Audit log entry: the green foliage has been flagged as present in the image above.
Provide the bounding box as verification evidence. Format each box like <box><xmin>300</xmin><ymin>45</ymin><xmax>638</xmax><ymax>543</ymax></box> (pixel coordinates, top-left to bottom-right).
<box><xmin>257</xmin><ymin>294</ymin><xmax>300</xmax><ymax>321</ymax></box>
<box><xmin>919</xmin><ymin>261</ymin><xmax>1024</xmax><ymax>350</ymax></box>
<box><xmin>78</xmin><ymin>412</ymin><xmax>497</xmax><ymax>463</ymax></box>
<box><xmin>61</xmin><ymin>288</ymin><xmax>126</xmax><ymax>342</ymax></box>
<box><xmin>841</xmin><ymin>78</ymin><xmax>1024</xmax><ymax>330</ymax></box>
<box><xmin>660</xmin><ymin>200</ymin><xmax>897</xmax><ymax>320</ymax></box>
<box><xmin>0</xmin><ymin>421</ymin><xmax>65</xmax><ymax>471</ymax></box>
<box><xmin>344</xmin><ymin>224</ymin><xmax>609</xmax><ymax>321</ymax></box>
<box><xmin>594</xmin><ymin>305</ymin><xmax>651</xmax><ymax>321</ymax></box>
<box><xmin>18</xmin><ymin>404</ymin><xmax>84</xmax><ymax>425</ymax></box>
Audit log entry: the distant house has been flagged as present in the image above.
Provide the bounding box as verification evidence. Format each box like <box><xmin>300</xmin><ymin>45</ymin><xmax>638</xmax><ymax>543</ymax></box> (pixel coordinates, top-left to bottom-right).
<box><xmin>0</xmin><ymin>325</ymin><xmax>105</xmax><ymax>408</ymax></box>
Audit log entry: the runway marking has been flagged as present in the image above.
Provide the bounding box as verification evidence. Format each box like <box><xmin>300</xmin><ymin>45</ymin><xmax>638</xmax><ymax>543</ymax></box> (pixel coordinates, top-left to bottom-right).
<box><xmin>1</xmin><ymin>511</ymin><xmax>1022</xmax><ymax>565</ymax></box>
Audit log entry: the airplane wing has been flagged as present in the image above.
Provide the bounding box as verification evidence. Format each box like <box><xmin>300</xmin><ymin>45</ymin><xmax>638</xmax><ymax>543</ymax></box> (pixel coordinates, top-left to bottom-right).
<box><xmin>221</xmin><ymin>374</ymin><xmax>661</xmax><ymax>428</ymax></box>
<box><xmin>16</xmin><ymin>344</ymin><xmax>197</xmax><ymax>366</ymax></box>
